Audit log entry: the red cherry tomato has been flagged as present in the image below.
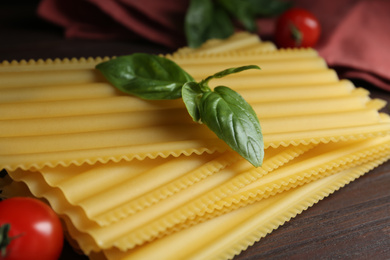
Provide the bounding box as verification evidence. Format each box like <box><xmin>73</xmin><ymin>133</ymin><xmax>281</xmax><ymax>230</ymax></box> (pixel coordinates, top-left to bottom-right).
<box><xmin>0</xmin><ymin>197</ymin><xmax>64</xmax><ymax>260</ymax></box>
<box><xmin>275</xmin><ymin>8</ymin><xmax>321</xmax><ymax>48</ymax></box>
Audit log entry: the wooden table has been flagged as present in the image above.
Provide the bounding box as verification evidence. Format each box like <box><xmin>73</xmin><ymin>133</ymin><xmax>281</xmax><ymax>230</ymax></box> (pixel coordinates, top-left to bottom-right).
<box><xmin>1</xmin><ymin>2</ymin><xmax>389</xmax><ymax>259</ymax></box>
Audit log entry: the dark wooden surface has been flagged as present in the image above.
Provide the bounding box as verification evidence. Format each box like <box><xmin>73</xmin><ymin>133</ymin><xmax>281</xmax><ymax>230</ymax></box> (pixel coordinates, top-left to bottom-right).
<box><xmin>1</xmin><ymin>2</ymin><xmax>389</xmax><ymax>260</ymax></box>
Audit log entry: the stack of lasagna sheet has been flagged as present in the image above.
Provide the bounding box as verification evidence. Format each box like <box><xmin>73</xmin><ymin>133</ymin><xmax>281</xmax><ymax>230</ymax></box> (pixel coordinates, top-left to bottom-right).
<box><xmin>1</xmin><ymin>32</ymin><xmax>389</xmax><ymax>259</ymax></box>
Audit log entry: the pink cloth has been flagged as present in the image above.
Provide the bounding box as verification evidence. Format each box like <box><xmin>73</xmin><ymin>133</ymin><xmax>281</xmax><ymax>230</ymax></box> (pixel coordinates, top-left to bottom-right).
<box><xmin>36</xmin><ymin>0</ymin><xmax>188</xmax><ymax>48</ymax></box>
<box><xmin>37</xmin><ymin>0</ymin><xmax>390</xmax><ymax>91</ymax></box>
<box><xmin>317</xmin><ymin>0</ymin><xmax>390</xmax><ymax>91</ymax></box>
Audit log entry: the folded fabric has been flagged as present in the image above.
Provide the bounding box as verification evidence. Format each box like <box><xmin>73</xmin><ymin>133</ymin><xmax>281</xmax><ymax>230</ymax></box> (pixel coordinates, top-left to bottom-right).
<box><xmin>315</xmin><ymin>0</ymin><xmax>390</xmax><ymax>91</ymax></box>
<box><xmin>36</xmin><ymin>0</ymin><xmax>188</xmax><ymax>49</ymax></box>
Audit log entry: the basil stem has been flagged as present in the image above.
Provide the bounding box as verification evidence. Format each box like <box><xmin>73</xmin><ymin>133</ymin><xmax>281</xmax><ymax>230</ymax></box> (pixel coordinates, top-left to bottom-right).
<box><xmin>96</xmin><ymin>54</ymin><xmax>264</xmax><ymax>167</ymax></box>
<box><xmin>200</xmin><ymin>65</ymin><xmax>260</xmax><ymax>86</ymax></box>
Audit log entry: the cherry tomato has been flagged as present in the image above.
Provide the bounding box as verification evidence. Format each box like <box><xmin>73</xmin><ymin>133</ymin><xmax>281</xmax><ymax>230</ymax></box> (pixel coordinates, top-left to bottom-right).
<box><xmin>0</xmin><ymin>197</ymin><xmax>64</xmax><ymax>260</ymax></box>
<box><xmin>275</xmin><ymin>8</ymin><xmax>321</xmax><ymax>48</ymax></box>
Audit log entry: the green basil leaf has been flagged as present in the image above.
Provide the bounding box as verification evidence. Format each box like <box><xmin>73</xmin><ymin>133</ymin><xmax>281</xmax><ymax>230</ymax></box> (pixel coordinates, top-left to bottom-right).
<box><xmin>199</xmin><ymin>86</ymin><xmax>263</xmax><ymax>167</ymax></box>
<box><xmin>185</xmin><ymin>0</ymin><xmax>214</xmax><ymax>48</ymax></box>
<box><xmin>217</xmin><ymin>0</ymin><xmax>257</xmax><ymax>32</ymax></box>
<box><xmin>201</xmin><ymin>65</ymin><xmax>260</xmax><ymax>86</ymax></box>
<box><xmin>96</xmin><ymin>53</ymin><xmax>194</xmax><ymax>100</ymax></box>
<box><xmin>185</xmin><ymin>0</ymin><xmax>234</xmax><ymax>48</ymax></box>
<box><xmin>245</xmin><ymin>0</ymin><xmax>292</xmax><ymax>17</ymax></box>
<box><xmin>206</xmin><ymin>5</ymin><xmax>235</xmax><ymax>40</ymax></box>
<box><xmin>182</xmin><ymin>81</ymin><xmax>204</xmax><ymax>122</ymax></box>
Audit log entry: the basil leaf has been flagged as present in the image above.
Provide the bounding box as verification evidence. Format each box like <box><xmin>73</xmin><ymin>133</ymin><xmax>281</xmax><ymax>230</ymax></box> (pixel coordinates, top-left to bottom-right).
<box><xmin>185</xmin><ymin>0</ymin><xmax>213</xmax><ymax>48</ymax></box>
<box><xmin>198</xmin><ymin>86</ymin><xmax>264</xmax><ymax>167</ymax></box>
<box><xmin>185</xmin><ymin>0</ymin><xmax>234</xmax><ymax>48</ymax></box>
<box><xmin>96</xmin><ymin>53</ymin><xmax>194</xmax><ymax>100</ymax></box>
<box><xmin>182</xmin><ymin>81</ymin><xmax>204</xmax><ymax>122</ymax></box>
<box><xmin>201</xmin><ymin>65</ymin><xmax>260</xmax><ymax>86</ymax></box>
<box><xmin>217</xmin><ymin>0</ymin><xmax>257</xmax><ymax>32</ymax></box>
<box><xmin>184</xmin><ymin>0</ymin><xmax>291</xmax><ymax>47</ymax></box>
<box><xmin>207</xmin><ymin>5</ymin><xmax>235</xmax><ymax>40</ymax></box>
<box><xmin>245</xmin><ymin>0</ymin><xmax>292</xmax><ymax>17</ymax></box>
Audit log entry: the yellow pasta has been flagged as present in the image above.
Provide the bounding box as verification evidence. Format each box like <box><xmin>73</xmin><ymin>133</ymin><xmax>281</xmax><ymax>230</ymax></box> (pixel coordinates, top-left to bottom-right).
<box><xmin>0</xmin><ymin>56</ymin><xmax>111</xmax><ymax>72</ymax></box>
<box><xmin>6</xmin><ymin>135</ymin><xmax>390</xmax><ymax>255</ymax></box>
<box><xmin>3</xmin><ymin>155</ymin><xmax>386</xmax><ymax>260</ymax></box>
<box><xmin>1</xmin><ymin>99</ymin><xmax>389</xmax><ymax>171</ymax></box>
<box><xmin>0</xmin><ymin>83</ymin><xmax>121</xmax><ymax>103</ymax></box>
<box><xmin>175</xmin><ymin>31</ymin><xmax>276</xmax><ymax>55</ymax></box>
<box><xmin>184</xmin><ymin>136</ymin><xmax>390</xmax><ymax>226</ymax></box>
<box><xmin>175</xmin><ymin>57</ymin><xmax>327</xmax><ymax>79</ymax></box>
<box><xmin>0</xmin><ymin>58</ymin><xmax>331</xmax><ymax>90</ymax></box>
<box><xmin>4</xmin><ymin>137</ymin><xmax>389</xmax><ymax>257</ymax></box>
<box><xmin>100</xmin><ymin>157</ymin><xmax>389</xmax><ymax>260</ymax></box>
<box><xmin>92</xmin><ymin>137</ymin><xmax>390</xmax><ymax>252</ymax></box>
<box><xmin>1</xmin><ymin>59</ymin><xmax>389</xmax><ymax>171</ymax></box>
<box><xmin>0</xmin><ymin>87</ymin><xmax>373</xmax><ymax>120</ymax></box>
<box><xmin>0</xmin><ymin>69</ymin><xmax>103</xmax><ymax>88</ymax></box>
<box><xmin>6</xmin><ymin>145</ymin><xmax>309</xmax><ymax>253</ymax></box>
<box><xmin>166</xmin><ymin>48</ymin><xmax>319</xmax><ymax>65</ymax></box>
<box><xmin>1</xmin><ymin>96</ymin><xmax>383</xmax><ymax>138</ymax></box>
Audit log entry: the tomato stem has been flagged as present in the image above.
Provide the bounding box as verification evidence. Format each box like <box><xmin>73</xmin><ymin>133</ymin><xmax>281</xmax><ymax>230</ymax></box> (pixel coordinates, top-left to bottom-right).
<box><xmin>0</xmin><ymin>224</ymin><xmax>11</xmax><ymax>258</ymax></box>
<box><xmin>0</xmin><ymin>223</ymin><xmax>24</xmax><ymax>258</ymax></box>
<box><xmin>289</xmin><ymin>23</ymin><xmax>302</xmax><ymax>47</ymax></box>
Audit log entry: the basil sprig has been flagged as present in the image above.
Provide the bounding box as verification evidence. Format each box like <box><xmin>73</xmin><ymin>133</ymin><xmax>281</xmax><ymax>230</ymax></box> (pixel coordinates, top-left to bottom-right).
<box><xmin>185</xmin><ymin>0</ymin><xmax>292</xmax><ymax>48</ymax></box>
<box><xmin>96</xmin><ymin>53</ymin><xmax>264</xmax><ymax>167</ymax></box>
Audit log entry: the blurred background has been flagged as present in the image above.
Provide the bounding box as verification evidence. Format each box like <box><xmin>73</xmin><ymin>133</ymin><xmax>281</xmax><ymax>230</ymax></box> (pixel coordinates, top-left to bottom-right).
<box><xmin>0</xmin><ymin>0</ymin><xmax>171</xmax><ymax>61</ymax></box>
<box><xmin>2</xmin><ymin>0</ymin><xmax>389</xmax><ymax>91</ymax></box>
